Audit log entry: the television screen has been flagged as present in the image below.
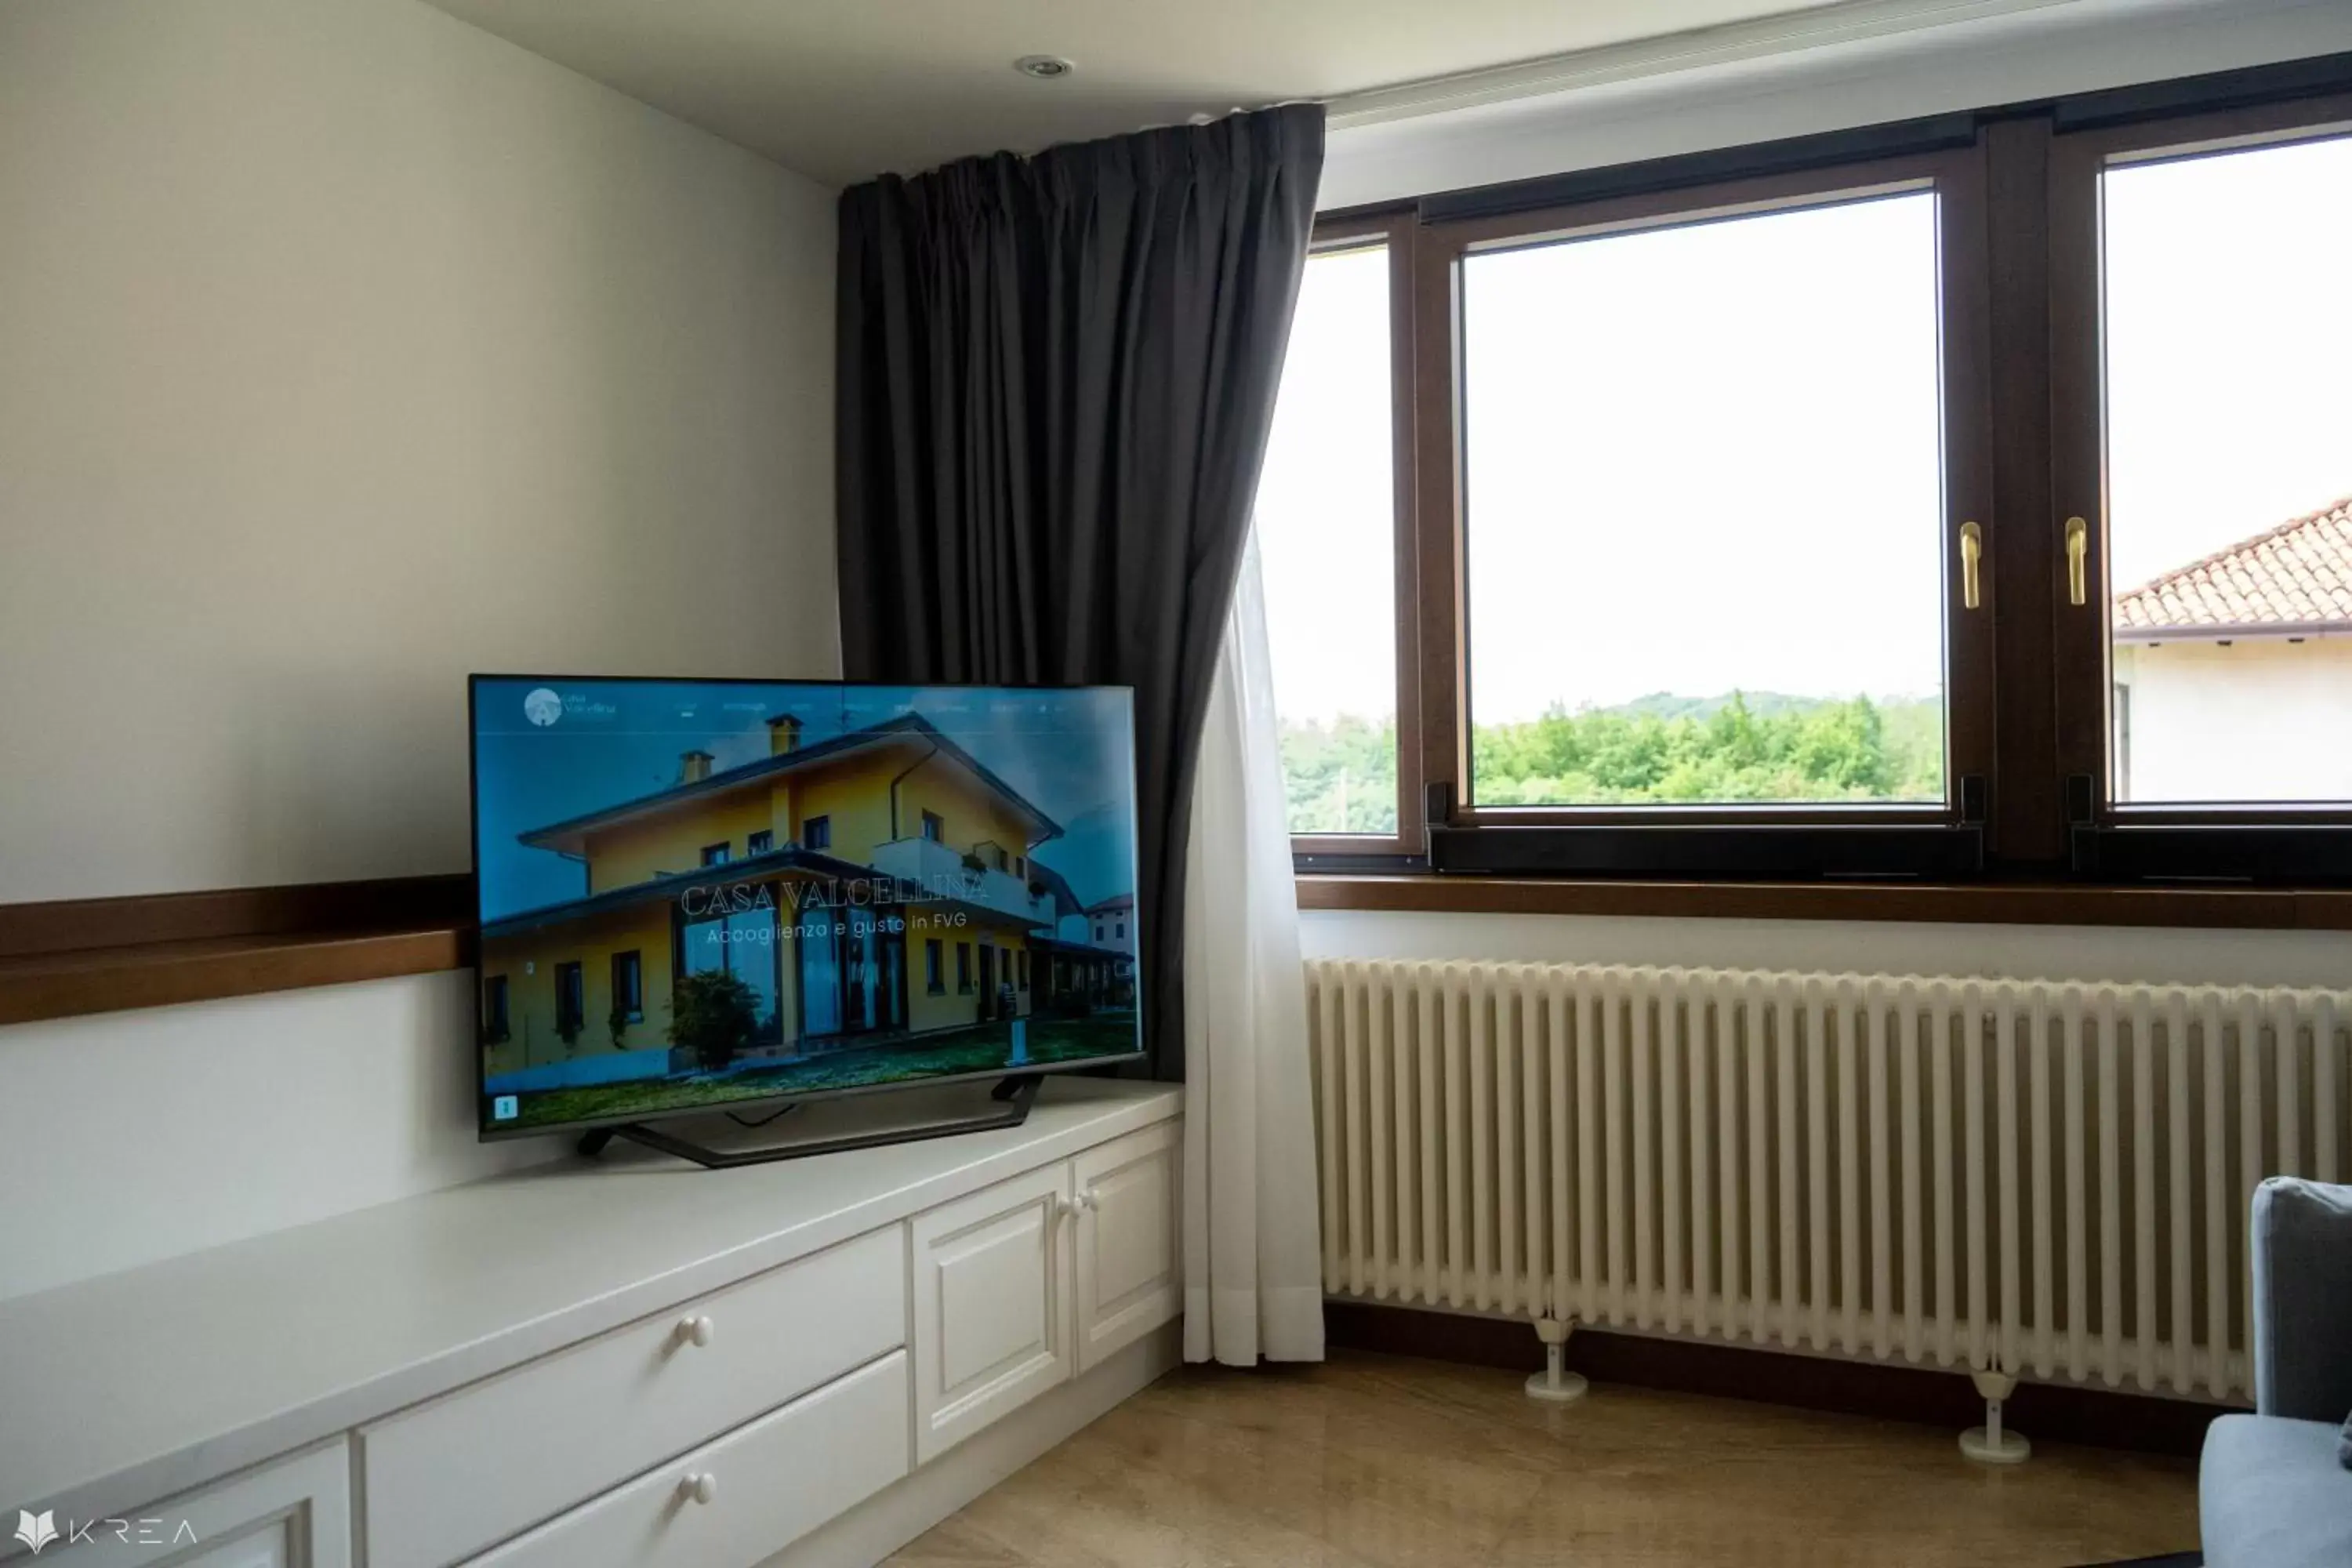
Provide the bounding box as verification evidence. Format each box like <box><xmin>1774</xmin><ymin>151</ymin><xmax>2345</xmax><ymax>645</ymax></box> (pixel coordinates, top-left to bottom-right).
<box><xmin>470</xmin><ymin>677</ymin><xmax>1142</xmax><ymax>1138</ymax></box>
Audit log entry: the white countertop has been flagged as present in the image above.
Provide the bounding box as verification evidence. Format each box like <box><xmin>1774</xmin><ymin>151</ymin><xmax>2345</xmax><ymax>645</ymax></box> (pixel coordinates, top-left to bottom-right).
<box><xmin>0</xmin><ymin>1078</ymin><xmax>1180</xmax><ymax>1530</ymax></box>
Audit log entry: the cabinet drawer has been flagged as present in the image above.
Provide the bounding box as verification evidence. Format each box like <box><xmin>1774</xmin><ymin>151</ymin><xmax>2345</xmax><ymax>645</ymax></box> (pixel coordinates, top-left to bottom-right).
<box><xmin>34</xmin><ymin>1441</ymin><xmax>350</xmax><ymax>1568</ymax></box>
<box><xmin>361</xmin><ymin>1225</ymin><xmax>903</xmax><ymax>1568</ymax></box>
<box><xmin>463</xmin><ymin>1352</ymin><xmax>909</xmax><ymax>1568</ymax></box>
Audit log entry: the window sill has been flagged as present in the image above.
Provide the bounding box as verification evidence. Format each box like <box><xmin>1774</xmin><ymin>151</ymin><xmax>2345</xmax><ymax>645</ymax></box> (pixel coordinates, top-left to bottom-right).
<box><xmin>1295</xmin><ymin>873</ymin><xmax>2352</xmax><ymax>931</ymax></box>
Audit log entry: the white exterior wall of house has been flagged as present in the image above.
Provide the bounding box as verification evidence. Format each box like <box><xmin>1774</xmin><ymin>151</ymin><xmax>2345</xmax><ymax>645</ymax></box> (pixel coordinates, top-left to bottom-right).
<box><xmin>2114</xmin><ymin>636</ymin><xmax>2352</xmax><ymax>802</ymax></box>
<box><xmin>1087</xmin><ymin>907</ymin><xmax>1137</xmax><ymax>956</ymax></box>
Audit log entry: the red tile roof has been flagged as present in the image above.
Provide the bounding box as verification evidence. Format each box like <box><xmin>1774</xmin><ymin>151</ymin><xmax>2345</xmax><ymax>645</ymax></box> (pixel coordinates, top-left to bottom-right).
<box><xmin>2113</xmin><ymin>494</ymin><xmax>2352</xmax><ymax>638</ymax></box>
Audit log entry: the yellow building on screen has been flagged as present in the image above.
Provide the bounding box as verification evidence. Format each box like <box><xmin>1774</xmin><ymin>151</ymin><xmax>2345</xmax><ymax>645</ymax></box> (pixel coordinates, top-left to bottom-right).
<box><xmin>478</xmin><ymin>713</ymin><xmax>1130</xmax><ymax>1089</ymax></box>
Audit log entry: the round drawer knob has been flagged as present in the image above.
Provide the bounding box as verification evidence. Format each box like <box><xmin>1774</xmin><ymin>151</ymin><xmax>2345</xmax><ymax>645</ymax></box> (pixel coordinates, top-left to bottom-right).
<box><xmin>678</xmin><ymin>1314</ymin><xmax>715</xmax><ymax>1348</ymax></box>
<box><xmin>681</xmin><ymin>1472</ymin><xmax>717</xmax><ymax>1505</ymax></box>
<box><xmin>1077</xmin><ymin>1189</ymin><xmax>1100</xmax><ymax>1213</ymax></box>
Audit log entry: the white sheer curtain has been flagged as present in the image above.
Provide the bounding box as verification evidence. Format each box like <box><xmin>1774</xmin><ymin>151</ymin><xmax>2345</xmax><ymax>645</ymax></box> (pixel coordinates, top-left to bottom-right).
<box><xmin>1180</xmin><ymin>531</ymin><xmax>1325</xmax><ymax>1366</ymax></box>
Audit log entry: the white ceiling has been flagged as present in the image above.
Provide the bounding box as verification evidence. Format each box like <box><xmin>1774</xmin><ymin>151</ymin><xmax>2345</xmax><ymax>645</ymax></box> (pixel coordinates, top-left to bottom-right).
<box><xmin>423</xmin><ymin>0</ymin><xmax>1867</xmax><ymax>186</ymax></box>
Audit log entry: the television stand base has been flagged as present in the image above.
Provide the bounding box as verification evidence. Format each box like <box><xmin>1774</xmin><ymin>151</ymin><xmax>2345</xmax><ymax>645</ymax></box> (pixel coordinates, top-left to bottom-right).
<box><xmin>575</xmin><ymin>1073</ymin><xmax>1044</xmax><ymax>1169</ymax></box>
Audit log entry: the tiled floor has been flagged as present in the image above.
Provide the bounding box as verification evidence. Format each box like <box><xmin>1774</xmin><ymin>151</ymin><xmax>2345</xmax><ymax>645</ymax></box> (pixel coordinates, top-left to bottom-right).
<box><xmin>887</xmin><ymin>1351</ymin><xmax>2200</xmax><ymax>1567</ymax></box>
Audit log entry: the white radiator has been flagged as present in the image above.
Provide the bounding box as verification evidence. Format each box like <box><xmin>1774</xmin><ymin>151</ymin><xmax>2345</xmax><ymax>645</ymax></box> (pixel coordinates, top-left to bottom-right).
<box><xmin>1306</xmin><ymin>958</ymin><xmax>2352</xmax><ymax>1402</ymax></box>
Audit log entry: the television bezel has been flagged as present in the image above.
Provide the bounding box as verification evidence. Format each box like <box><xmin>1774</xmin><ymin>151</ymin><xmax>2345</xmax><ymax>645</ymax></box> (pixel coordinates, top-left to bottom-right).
<box><xmin>467</xmin><ymin>672</ymin><xmax>1146</xmax><ymax>1142</ymax></box>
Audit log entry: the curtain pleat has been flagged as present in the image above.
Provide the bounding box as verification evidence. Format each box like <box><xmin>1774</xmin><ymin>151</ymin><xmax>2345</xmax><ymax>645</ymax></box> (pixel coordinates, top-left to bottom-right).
<box><xmin>1183</xmin><ymin>534</ymin><xmax>1326</xmax><ymax>1363</ymax></box>
<box><xmin>835</xmin><ymin>105</ymin><xmax>1325</xmax><ymax>1078</ymax></box>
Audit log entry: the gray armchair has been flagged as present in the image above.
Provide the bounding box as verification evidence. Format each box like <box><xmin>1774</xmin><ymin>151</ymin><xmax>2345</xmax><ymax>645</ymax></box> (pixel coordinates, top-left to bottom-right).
<box><xmin>2200</xmin><ymin>1177</ymin><xmax>2352</xmax><ymax>1567</ymax></box>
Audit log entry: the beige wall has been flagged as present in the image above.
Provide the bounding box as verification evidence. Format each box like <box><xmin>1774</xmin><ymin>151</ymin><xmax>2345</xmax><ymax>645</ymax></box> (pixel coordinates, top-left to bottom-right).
<box><xmin>1299</xmin><ymin>908</ymin><xmax>2352</xmax><ymax>992</ymax></box>
<box><xmin>0</xmin><ymin>0</ymin><xmax>840</xmax><ymax>905</ymax></box>
<box><xmin>2114</xmin><ymin>637</ymin><xmax>2352</xmax><ymax>804</ymax></box>
<box><xmin>1319</xmin><ymin>0</ymin><xmax>2352</xmax><ymax>211</ymax></box>
<box><xmin>0</xmin><ymin>0</ymin><xmax>839</xmax><ymax>1301</ymax></box>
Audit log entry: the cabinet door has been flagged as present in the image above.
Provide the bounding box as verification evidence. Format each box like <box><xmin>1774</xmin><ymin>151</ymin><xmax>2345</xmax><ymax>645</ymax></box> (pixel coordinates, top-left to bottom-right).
<box><xmin>1072</xmin><ymin>1122</ymin><xmax>1181</xmax><ymax>1373</ymax></box>
<box><xmin>157</xmin><ymin>1527</ymin><xmax>292</xmax><ymax>1568</ymax></box>
<box><xmin>908</xmin><ymin>1160</ymin><xmax>1073</xmax><ymax>1465</ymax></box>
<box><xmin>39</xmin><ymin>1441</ymin><xmax>350</xmax><ymax>1568</ymax></box>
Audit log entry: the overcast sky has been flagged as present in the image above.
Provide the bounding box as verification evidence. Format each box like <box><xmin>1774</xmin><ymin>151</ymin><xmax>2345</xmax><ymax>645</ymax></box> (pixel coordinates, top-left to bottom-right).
<box><xmin>1254</xmin><ymin>131</ymin><xmax>2352</xmax><ymax>728</ymax></box>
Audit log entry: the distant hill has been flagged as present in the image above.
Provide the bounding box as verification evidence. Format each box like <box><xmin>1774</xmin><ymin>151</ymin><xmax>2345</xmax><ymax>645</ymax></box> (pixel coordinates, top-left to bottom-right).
<box><xmin>1272</xmin><ymin>690</ymin><xmax>1947</xmax><ymax>829</ymax></box>
<box><xmin>1584</xmin><ymin>691</ymin><xmax>1937</xmax><ymax>722</ymax></box>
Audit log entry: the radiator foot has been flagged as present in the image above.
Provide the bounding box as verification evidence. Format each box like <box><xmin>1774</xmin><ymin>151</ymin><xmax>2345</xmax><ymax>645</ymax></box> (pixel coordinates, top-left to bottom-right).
<box><xmin>1959</xmin><ymin>1369</ymin><xmax>2031</xmax><ymax>1465</ymax></box>
<box><xmin>1525</xmin><ymin>1316</ymin><xmax>1588</xmax><ymax>1404</ymax></box>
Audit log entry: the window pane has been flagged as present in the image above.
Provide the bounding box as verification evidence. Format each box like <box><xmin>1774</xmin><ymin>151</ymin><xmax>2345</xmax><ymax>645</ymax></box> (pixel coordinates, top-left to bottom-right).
<box><xmin>1461</xmin><ymin>194</ymin><xmax>1947</xmax><ymax>807</ymax></box>
<box><xmin>2103</xmin><ymin>132</ymin><xmax>2352</xmax><ymax>804</ymax></box>
<box><xmin>1256</xmin><ymin>243</ymin><xmax>1399</xmax><ymax>835</ymax></box>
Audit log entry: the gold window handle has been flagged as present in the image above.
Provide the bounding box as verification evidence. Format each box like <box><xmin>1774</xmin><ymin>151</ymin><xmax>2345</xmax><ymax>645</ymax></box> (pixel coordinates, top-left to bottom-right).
<box><xmin>2066</xmin><ymin>517</ymin><xmax>2089</xmax><ymax>606</ymax></box>
<box><xmin>1959</xmin><ymin>521</ymin><xmax>1984</xmax><ymax>611</ymax></box>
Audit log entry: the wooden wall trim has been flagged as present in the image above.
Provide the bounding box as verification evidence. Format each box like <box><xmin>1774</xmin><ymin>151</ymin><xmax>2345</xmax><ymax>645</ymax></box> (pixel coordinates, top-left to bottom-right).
<box><xmin>0</xmin><ymin>876</ymin><xmax>473</xmax><ymax>1026</ymax></box>
<box><xmin>1324</xmin><ymin>1299</ymin><xmax>2222</xmax><ymax>1457</ymax></box>
<box><xmin>1296</xmin><ymin>873</ymin><xmax>2352</xmax><ymax>931</ymax></box>
<box><xmin>0</xmin><ymin>875</ymin><xmax>470</xmax><ymax>960</ymax></box>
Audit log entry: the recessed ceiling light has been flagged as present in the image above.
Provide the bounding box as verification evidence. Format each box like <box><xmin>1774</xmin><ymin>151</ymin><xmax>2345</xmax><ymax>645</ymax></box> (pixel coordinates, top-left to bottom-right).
<box><xmin>1014</xmin><ymin>56</ymin><xmax>1074</xmax><ymax>80</ymax></box>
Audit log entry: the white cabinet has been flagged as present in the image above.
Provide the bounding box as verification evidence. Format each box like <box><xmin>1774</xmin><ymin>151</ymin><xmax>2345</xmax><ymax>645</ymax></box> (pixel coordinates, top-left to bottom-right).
<box><xmin>909</xmin><ymin>1163</ymin><xmax>1073</xmax><ymax>1465</ymax></box>
<box><xmin>463</xmin><ymin>1352</ymin><xmax>909</xmax><ymax>1568</ymax></box>
<box><xmin>36</xmin><ymin>1443</ymin><xmax>349</xmax><ymax>1568</ymax></box>
<box><xmin>1072</xmin><ymin>1121</ymin><xmax>1181</xmax><ymax>1373</ymax></box>
<box><xmin>175</xmin><ymin>1535</ymin><xmax>289</xmax><ymax>1568</ymax></box>
<box><xmin>361</xmin><ymin>1226</ymin><xmax>904</xmax><ymax>1568</ymax></box>
<box><xmin>9</xmin><ymin>1089</ymin><xmax>1181</xmax><ymax>1568</ymax></box>
<box><xmin>909</xmin><ymin>1132</ymin><xmax>1182</xmax><ymax>1463</ymax></box>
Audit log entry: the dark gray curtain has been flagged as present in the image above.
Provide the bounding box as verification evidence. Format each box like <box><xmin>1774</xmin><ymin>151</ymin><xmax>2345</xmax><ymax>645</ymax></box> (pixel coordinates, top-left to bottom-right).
<box><xmin>835</xmin><ymin>104</ymin><xmax>1324</xmax><ymax>1079</ymax></box>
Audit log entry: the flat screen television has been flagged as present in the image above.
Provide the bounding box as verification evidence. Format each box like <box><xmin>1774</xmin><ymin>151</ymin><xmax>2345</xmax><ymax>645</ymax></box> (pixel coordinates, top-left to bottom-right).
<box><xmin>470</xmin><ymin>676</ymin><xmax>1142</xmax><ymax>1142</ymax></box>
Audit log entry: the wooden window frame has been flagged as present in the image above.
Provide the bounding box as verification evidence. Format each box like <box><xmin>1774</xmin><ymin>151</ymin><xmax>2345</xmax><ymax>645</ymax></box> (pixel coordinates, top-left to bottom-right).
<box><xmin>2049</xmin><ymin>89</ymin><xmax>2352</xmax><ymax>879</ymax></box>
<box><xmin>1285</xmin><ymin>55</ymin><xmax>2352</xmax><ymax>895</ymax></box>
<box><xmin>1407</xmin><ymin>149</ymin><xmax>1997</xmax><ymax>878</ymax></box>
<box><xmin>1287</xmin><ymin>208</ymin><xmax>1428</xmax><ymax>869</ymax></box>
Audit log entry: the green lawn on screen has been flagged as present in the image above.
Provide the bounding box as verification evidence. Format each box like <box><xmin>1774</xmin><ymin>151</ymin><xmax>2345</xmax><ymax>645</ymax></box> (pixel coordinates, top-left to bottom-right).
<box><xmin>506</xmin><ymin>1011</ymin><xmax>1138</xmax><ymax>1130</ymax></box>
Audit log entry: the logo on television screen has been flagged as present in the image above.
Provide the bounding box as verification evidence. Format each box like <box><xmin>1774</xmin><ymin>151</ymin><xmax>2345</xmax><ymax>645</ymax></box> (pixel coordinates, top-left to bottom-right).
<box><xmin>523</xmin><ymin>688</ymin><xmax>563</xmax><ymax>727</ymax></box>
